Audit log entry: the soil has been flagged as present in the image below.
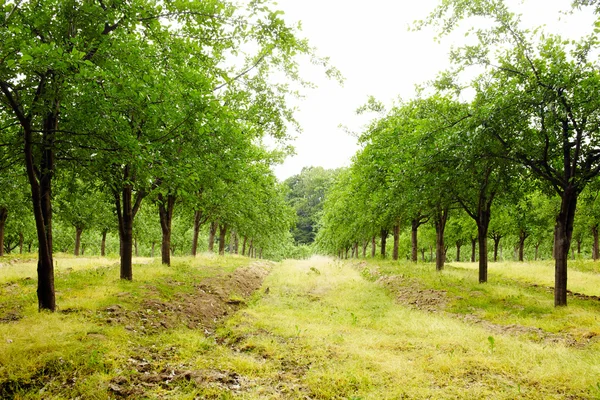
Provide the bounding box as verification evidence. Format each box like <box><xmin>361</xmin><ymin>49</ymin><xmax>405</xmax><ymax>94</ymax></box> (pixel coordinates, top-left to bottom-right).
<box><xmin>359</xmin><ymin>264</ymin><xmax>589</xmax><ymax>347</ymax></box>
<box><xmin>101</xmin><ymin>261</ymin><xmax>273</xmax><ymax>398</ymax></box>
<box><xmin>100</xmin><ymin>262</ymin><xmax>271</xmax><ymax>334</ymax></box>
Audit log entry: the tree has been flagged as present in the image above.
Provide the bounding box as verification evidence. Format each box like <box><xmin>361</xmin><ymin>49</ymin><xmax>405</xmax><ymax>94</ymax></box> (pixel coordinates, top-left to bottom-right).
<box><xmin>425</xmin><ymin>0</ymin><xmax>600</xmax><ymax>305</ymax></box>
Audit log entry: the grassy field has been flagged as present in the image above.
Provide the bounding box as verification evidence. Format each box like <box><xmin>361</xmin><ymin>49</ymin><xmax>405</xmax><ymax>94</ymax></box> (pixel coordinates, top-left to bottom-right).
<box><xmin>1</xmin><ymin>254</ymin><xmax>599</xmax><ymax>399</ymax></box>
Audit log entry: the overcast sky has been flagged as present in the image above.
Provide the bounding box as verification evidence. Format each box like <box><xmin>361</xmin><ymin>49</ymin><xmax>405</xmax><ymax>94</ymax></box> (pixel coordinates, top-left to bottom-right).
<box><xmin>269</xmin><ymin>0</ymin><xmax>596</xmax><ymax>180</ymax></box>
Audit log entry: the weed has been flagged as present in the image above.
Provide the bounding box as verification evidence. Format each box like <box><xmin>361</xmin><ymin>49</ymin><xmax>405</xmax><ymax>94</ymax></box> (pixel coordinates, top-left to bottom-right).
<box><xmin>487</xmin><ymin>336</ymin><xmax>495</xmax><ymax>354</ymax></box>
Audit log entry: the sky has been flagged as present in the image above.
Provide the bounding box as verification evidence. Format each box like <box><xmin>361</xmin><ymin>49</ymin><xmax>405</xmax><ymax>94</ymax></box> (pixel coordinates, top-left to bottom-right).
<box><xmin>269</xmin><ymin>0</ymin><xmax>597</xmax><ymax>181</ymax></box>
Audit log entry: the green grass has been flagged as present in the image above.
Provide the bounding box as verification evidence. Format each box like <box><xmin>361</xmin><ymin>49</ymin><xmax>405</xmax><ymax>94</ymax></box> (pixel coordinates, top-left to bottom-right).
<box><xmin>1</xmin><ymin>254</ymin><xmax>600</xmax><ymax>398</ymax></box>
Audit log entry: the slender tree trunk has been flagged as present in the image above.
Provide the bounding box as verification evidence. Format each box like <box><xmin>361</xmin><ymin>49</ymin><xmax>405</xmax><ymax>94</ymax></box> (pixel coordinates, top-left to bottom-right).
<box><xmin>351</xmin><ymin>244</ymin><xmax>356</xmax><ymax>258</ymax></box>
<box><xmin>134</xmin><ymin>238</ymin><xmax>138</xmax><ymax>257</ymax></box>
<box><xmin>158</xmin><ymin>193</ymin><xmax>175</xmax><ymax>266</ymax></box>
<box><xmin>74</xmin><ymin>226</ymin><xmax>83</xmax><ymax>256</ymax></box>
<box><xmin>518</xmin><ymin>229</ymin><xmax>528</xmax><ymax>262</ymax></box>
<box><xmin>114</xmin><ymin>167</ymin><xmax>144</xmax><ymax>281</ymax></box>
<box><xmin>491</xmin><ymin>234</ymin><xmax>502</xmax><ymax>262</ymax></box>
<box><xmin>477</xmin><ymin>216</ymin><xmax>490</xmax><ymax>284</ymax></box>
<box><xmin>411</xmin><ymin>219</ymin><xmax>419</xmax><ymax>262</ymax></box>
<box><xmin>434</xmin><ymin>207</ymin><xmax>449</xmax><ymax>271</ymax></box>
<box><xmin>471</xmin><ymin>237</ymin><xmax>477</xmax><ymax>262</ymax></box>
<box><xmin>101</xmin><ymin>229</ymin><xmax>107</xmax><ymax>257</ymax></box>
<box><xmin>371</xmin><ymin>236</ymin><xmax>376</xmax><ymax>258</ymax></box>
<box><xmin>0</xmin><ymin>208</ymin><xmax>7</xmax><ymax>257</ymax></box>
<box><xmin>151</xmin><ymin>242</ymin><xmax>155</xmax><ymax>258</ymax></box>
<box><xmin>81</xmin><ymin>244</ymin><xmax>85</xmax><ymax>256</ymax></box>
<box><xmin>535</xmin><ymin>243</ymin><xmax>540</xmax><ymax>261</ymax></box>
<box><xmin>259</xmin><ymin>249</ymin><xmax>263</xmax><ymax>259</ymax></box>
<box><xmin>392</xmin><ymin>224</ymin><xmax>400</xmax><ymax>261</ymax></box>
<box><xmin>242</xmin><ymin>236</ymin><xmax>247</xmax><ymax>256</ymax></box>
<box><xmin>577</xmin><ymin>238</ymin><xmax>582</xmax><ymax>255</ymax></box>
<box><xmin>191</xmin><ymin>210</ymin><xmax>203</xmax><ymax>256</ymax></box>
<box><xmin>208</xmin><ymin>221</ymin><xmax>218</xmax><ymax>252</ymax></box>
<box><xmin>380</xmin><ymin>228</ymin><xmax>389</xmax><ymax>258</ymax></box>
<box><xmin>554</xmin><ymin>187</ymin><xmax>578</xmax><ymax>306</ymax></box>
<box><xmin>18</xmin><ymin>232</ymin><xmax>23</xmax><ymax>254</ymax></box>
<box><xmin>248</xmin><ymin>239</ymin><xmax>254</xmax><ymax>258</ymax></box>
<box><xmin>592</xmin><ymin>225</ymin><xmax>599</xmax><ymax>261</ymax></box>
<box><xmin>362</xmin><ymin>241</ymin><xmax>368</xmax><ymax>258</ymax></box>
<box><xmin>218</xmin><ymin>224</ymin><xmax>227</xmax><ymax>255</ymax></box>
<box><xmin>21</xmin><ymin>115</ymin><xmax>57</xmax><ymax>310</ymax></box>
<box><xmin>456</xmin><ymin>242</ymin><xmax>462</xmax><ymax>262</ymax></box>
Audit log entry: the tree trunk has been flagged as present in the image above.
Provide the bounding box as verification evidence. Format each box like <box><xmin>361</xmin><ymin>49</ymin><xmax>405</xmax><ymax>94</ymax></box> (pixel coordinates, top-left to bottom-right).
<box><xmin>371</xmin><ymin>236</ymin><xmax>376</xmax><ymax>258</ymax></box>
<box><xmin>242</xmin><ymin>236</ymin><xmax>248</xmax><ymax>256</ymax></box>
<box><xmin>534</xmin><ymin>243</ymin><xmax>540</xmax><ymax>261</ymax></box>
<box><xmin>362</xmin><ymin>241</ymin><xmax>368</xmax><ymax>258</ymax></box>
<box><xmin>248</xmin><ymin>239</ymin><xmax>254</xmax><ymax>258</ymax></box>
<box><xmin>158</xmin><ymin>193</ymin><xmax>175</xmax><ymax>266</ymax></box>
<box><xmin>554</xmin><ymin>187</ymin><xmax>578</xmax><ymax>307</ymax></box>
<box><xmin>420</xmin><ymin>248</ymin><xmax>425</xmax><ymax>262</ymax></box>
<box><xmin>392</xmin><ymin>224</ymin><xmax>400</xmax><ymax>261</ymax></box>
<box><xmin>477</xmin><ymin>213</ymin><xmax>491</xmax><ymax>284</ymax></box>
<box><xmin>434</xmin><ymin>207</ymin><xmax>449</xmax><ymax>271</ymax></box>
<box><xmin>101</xmin><ymin>229</ymin><xmax>107</xmax><ymax>257</ymax></box>
<box><xmin>351</xmin><ymin>243</ymin><xmax>356</xmax><ymax>258</ymax></box>
<box><xmin>151</xmin><ymin>242</ymin><xmax>155</xmax><ymax>258</ymax></box>
<box><xmin>191</xmin><ymin>210</ymin><xmax>203</xmax><ymax>256</ymax></box>
<box><xmin>259</xmin><ymin>249</ymin><xmax>263</xmax><ymax>259</ymax></box>
<box><xmin>518</xmin><ymin>229</ymin><xmax>528</xmax><ymax>262</ymax></box>
<box><xmin>492</xmin><ymin>234</ymin><xmax>502</xmax><ymax>262</ymax></box>
<box><xmin>0</xmin><ymin>208</ymin><xmax>7</xmax><ymax>257</ymax></box>
<box><xmin>456</xmin><ymin>241</ymin><xmax>462</xmax><ymax>262</ymax></box>
<box><xmin>230</xmin><ymin>230</ymin><xmax>237</xmax><ymax>254</ymax></box>
<box><xmin>577</xmin><ymin>239</ymin><xmax>582</xmax><ymax>255</ymax></box>
<box><xmin>592</xmin><ymin>225</ymin><xmax>599</xmax><ymax>261</ymax></box>
<box><xmin>218</xmin><ymin>224</ymin><xmax>227</xmax><ymax>255</ymax></box>
<box><xmin>411</xmin><ymin>219</ymin><xmax>419</xmax><ymax>262</ymax></box>
<box><xmin>74</xmin><ymin>226</ymin><xmax>83</xmax><ymax>256</ymax></box>
<box><xmin>471</xmin><ymin>236</ymin><xmax>477</xmax><ymax>262</ymax></box>
<box><xmin>208</xmin><ymin>221</ymin><xmax>218</xmax><ymax>252</ymax></box>
<box><xmin>380</xmin><ymin>228</ymin><xmax>389</xmax><ymax>258</ymax></box>
<box><xmin>114</xmin><ymin>168</ymin><xmax>144</xmax><ymax>281</ymax></box>
<box><xmin>134</xmin><ymin>238</ymin><xmax>138</xmax><ymax>257</ymax></box>
<box><xmin>18</xmin><ymin>232</ymin><xmax>23</xmax><ymax>254</ymax></box>
<box><xmin>23</xmin><ymin>117</ymin><xmax>56</xmax><ymax>311</ymax></box>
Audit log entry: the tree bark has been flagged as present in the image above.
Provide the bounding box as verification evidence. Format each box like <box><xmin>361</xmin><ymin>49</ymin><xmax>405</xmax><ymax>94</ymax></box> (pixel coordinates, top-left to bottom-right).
<box><xmin>371</xmin><ymin>236</ymin><xmax>376</xmax><ymax>258</ymax></box>
<box><xmin>518</xmin><ymin>229</ymin><xmax>528</xmax><ymax>262</ymax></box>
<box><xmin>471</xmin><ymin>236</ymin><xmax>477</xmax><ymax>262</ymax></box>
<box><xmin>434</xmin><ymin>207</ymin><xmax>449</xmax><ymax>271</ymax></box>
<box><xmin>554</xmin><ymin>187</ymin><xmax>578</xmax><ymax>306</ymax></box>
<box><xmin>134</xmin><ymin>238</ymin><xmax>138</xmax><ymax>257</ymax></box>
<box><xmin>208</xmin><ymin>221</ymin><xmax>218</xmax><ymax>252</ymax></box>
<box><xmin>158</xmin><ymin>193</ymin><xmax>175</xmax><ymax>266</ymax></box>
<box><xmin>74</xmin><ymin>226</ymin><xmax>83</xmax><ymax>256</ymax></box>
<box><xmin>248</xmin><ymin>239</ymin><xmax>254</xmax><ymax>258</ymax></box>
<box><xmin>362</xmin><ymin>241</ymin><xmax>368</xmax><ymax>258</ymax></box>
<box><xmin>477</xmin><ymin>211</ymin><xmax>491</xmax><ymax>283</ymax></box>
<box><xmin>392</xmin><ymin>224</ymin><xmax>400</xmax><ymax>261</ymax></box>
<box><xmin>491</xmin><ymin>233</ymin><xmax>502</xmax><ymax>262</ymax></box>
<box><xmin>114</xmin><ymin>167</ymin><xmax>144</xmax><ymax>281</ymax></box>
<box><xmin>411</xmin><ymin>220</ymin><xmax>419</xmax><ymax>262</ymax></box>
<box><xmin>218</xmin><ymin>224</ymin><xmax>227</xmax><ymax>255</ymax></box>
<box><xmin>101</xmin><ymin>229</ymin><xmax>107</xmax><ymax>257</ymax></box>
<box><xmin>534</xmin><ymin>243</ymin><xmax>540</xmax><ymax>261</ymax></box>
<box><xmin>456</xmin><ymin>241</ymin><xmax>462</xmax><ymax>262</ymax></box>
<box><xmin>380</xmin><ymin>228</ymin><xmax>389</xmax><ymax>258</ymax></box>
<box><xmin>0</xmin><ymin>208</ymin><xmax>8</xmax><ymax>257</ymax></box>
<box><xmin>242</xmin><ymin>236</ymin><xmax>248</xmax><ymax>256</ymax></box>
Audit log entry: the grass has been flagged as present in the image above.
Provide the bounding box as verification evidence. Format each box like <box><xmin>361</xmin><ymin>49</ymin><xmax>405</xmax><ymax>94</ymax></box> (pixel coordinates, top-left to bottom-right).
<box><xmin>1</xmin><ymin>254</ymin><xmax>599</xmax><ymax>398</ymax></box>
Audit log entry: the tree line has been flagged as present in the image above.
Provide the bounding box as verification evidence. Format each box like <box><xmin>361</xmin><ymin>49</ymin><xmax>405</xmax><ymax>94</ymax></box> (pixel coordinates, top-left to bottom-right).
<box><xmin>316</xmin><ymin>0</ymin><xmax>600</xmax><ymax>307</ymax></box>
<box><xmin>0</xmin><ymin>0</ymin><xmax>337</xmax><ymax>311</ymax></box>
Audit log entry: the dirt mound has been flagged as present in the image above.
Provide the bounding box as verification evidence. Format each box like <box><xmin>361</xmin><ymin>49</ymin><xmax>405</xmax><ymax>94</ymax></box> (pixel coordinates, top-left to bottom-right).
<box><xmin>377</xmin><ymin>275</ymin><xmax>449</xmax><ymax>313</ymax></box>
<box><xmin>101</xmin><ymin>263</ymin><xmax>271</xmax><ymax>334</ymax></box>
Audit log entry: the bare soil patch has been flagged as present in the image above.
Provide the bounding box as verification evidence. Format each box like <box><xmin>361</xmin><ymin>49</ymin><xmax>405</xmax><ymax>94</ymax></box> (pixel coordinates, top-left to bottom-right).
<box><xmin>100</xmin><ymin>262</ymin><xmax>271</xmax><ymax>334</ymax></box>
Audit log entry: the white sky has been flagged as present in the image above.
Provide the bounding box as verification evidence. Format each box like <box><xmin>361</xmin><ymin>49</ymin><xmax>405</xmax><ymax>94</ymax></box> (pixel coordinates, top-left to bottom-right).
<box><xmin>270</xmin><ymin>0</ymin><xmax>596</xmax><ymax>180</ymax></box>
